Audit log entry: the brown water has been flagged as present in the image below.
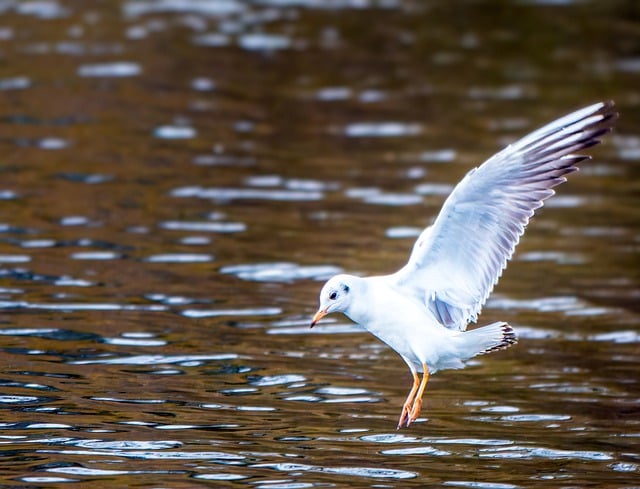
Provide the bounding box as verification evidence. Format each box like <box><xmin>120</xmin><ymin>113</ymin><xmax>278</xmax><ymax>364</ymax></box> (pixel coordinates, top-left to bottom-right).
<box><xmin>0</xmin><ymin>1</ymin><xmax>639</xmax><ymax>487</ymax></box>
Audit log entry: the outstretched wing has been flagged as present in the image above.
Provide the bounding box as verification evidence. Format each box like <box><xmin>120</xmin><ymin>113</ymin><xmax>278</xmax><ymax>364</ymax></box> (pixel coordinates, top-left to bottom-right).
<box><xmin>391</xmin><ymin>101</ymin><xmax>617</xmax><ymax>331</ymax></box>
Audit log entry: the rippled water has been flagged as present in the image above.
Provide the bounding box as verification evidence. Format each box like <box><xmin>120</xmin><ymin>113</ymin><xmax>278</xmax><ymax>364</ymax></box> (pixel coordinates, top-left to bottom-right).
<box><xmin>0</xmin><ymin>1</ymin><xmax>639</xmax><ymax>487</ymax></box>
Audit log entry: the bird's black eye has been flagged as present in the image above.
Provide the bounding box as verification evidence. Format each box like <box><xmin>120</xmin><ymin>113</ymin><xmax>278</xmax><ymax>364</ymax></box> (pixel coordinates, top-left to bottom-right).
<box><xmin>329</xmin><ymin>291</ymin><xmax>338</xmax><ymax>300</ymax></box>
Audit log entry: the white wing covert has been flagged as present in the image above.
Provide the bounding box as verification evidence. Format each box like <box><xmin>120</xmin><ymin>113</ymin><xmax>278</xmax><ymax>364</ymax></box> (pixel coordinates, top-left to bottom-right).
<box><xmin>391</xmin><ymin>101</ymin><xmax>617</xmax><ymax>331</ymax></box>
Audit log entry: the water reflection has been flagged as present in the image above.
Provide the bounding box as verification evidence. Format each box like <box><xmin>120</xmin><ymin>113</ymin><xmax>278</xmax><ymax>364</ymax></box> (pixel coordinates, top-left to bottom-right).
<box><xmin>77</xmin><ymin>62</ymin><xmax>142</xmax><ymax>78</ymax></box>
<box><xmin>221</xmin><ymin>262</ymin><xmax>342</xmax><ymax>282</ymax></box>
<box><xmin>172</xmin><ymin>185</ymin><xmax>325</xmax><ymax>202</ymax></box>
<box><xmin>0</xmin><ymin>0</ymin><xmax>637</xmax><ymax>487</ymax></box>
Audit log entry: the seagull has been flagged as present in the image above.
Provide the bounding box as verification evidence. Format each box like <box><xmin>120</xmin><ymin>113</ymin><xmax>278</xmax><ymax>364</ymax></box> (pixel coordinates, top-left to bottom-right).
<box><xmin>311</xmin><ymin>101</ymin><xmax>617</xmax><ymax>429</ymax></box>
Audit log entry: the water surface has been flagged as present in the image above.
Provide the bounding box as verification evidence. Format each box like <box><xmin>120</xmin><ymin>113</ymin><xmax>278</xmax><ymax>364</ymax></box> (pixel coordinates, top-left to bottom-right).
<box><xmin>0</xmin><ymin>1</ymin><xmax>639</xmax><ymax>487</ymax></box>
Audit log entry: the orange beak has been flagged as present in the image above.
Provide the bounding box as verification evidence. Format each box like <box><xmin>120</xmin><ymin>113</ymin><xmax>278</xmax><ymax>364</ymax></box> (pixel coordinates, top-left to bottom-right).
<box><xmin>310</xmin><ymin>308</ymin><xmax>328</xmax><ymax>328</ymax></box>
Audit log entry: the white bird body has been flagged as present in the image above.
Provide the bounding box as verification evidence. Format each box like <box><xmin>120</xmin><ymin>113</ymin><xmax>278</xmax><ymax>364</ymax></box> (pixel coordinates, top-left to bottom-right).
<box><xmin>330</xmin><ymin>274</ymin><xmax>511</xmax><ymax>374</ymax></box>
<box><xmin>337</xmin><ymin>275</ymin><xmax>452</xmax><ymax>372</ymax></box>
<box><xmin>311</xmin><ymin>101</ymin><xmax>617</xmax><ymax>428</ymax></box>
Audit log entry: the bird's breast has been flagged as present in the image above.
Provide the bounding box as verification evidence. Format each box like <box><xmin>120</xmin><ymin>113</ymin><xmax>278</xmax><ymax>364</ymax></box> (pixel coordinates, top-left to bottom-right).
<box><xmin>351</xmin><ymin>284</ymin><xmax>450</xmax><ymax>367</ymax></box>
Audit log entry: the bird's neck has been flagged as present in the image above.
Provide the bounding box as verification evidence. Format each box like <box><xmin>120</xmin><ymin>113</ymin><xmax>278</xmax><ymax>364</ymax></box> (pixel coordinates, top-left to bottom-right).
<box><xmin>343</xmin><ymin>276</ymin><xmax>386</xmax><ymax>326</ymax></box>
<box><xmin>340</xmin><ymin>275</ymin><xmax>370</xmax><ymax>324</ymax></box>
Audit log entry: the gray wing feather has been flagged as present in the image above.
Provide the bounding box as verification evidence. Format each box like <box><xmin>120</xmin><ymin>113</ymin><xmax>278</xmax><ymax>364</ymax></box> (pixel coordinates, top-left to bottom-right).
<box><xmin>391</xmin><ymin>101</ymin><xmax>617</xmax><ymax>331</ymax></box>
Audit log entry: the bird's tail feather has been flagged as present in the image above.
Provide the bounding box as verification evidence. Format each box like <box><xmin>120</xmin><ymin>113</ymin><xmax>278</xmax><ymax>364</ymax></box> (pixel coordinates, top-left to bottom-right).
<box><xmin>457</xmin><ymin>321</ymin><xmax>517</xmax><ymax>359</ymax></box>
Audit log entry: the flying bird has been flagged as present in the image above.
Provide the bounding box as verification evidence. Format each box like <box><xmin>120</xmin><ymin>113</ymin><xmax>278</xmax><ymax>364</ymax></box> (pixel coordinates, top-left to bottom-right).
<box><xmin>311</xmin><ymin>101</ymin><xmax>617</xmax><ymax>429</ymax></box>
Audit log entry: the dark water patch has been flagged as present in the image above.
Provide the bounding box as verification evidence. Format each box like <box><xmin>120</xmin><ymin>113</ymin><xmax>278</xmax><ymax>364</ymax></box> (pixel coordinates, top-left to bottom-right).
<box><xmin>0</xmin><ymin>268</ymin><xmax>92</xmax><ymax>286</ymax></box>
<box><xmin>56</xmin><ymin>173</ymin><xmax>115</xmax><ymax>184</ymax></box>
<box><xmin>90</xmin><ymin>397</ymin><xmax>167</xmax><ymax>405</ymax></box>
<box><xmin>66</xmin><ymin>239</ymin><xmax>130</xmax><ymax>250</ymax></box>
<box><xmin>71</xmin><ymin>353</ymin><xmax>238</xmax><ymax>366</ymax></box>
<box><xmin>0</xmin><ymin>224</ymin><xmax>37</xmax><ymax>235</ymax></box>
<box><xmin>8</xmin><ymin>371</ymin><xmax>82</xmax><ymax>380</ymax></box>
<box><xmin>205</xmin><ymin>363</ymin><xmax>255</xmax><ymax>375</ymax></box>
<box><xmin>191</xmin><ymin>33</ymin><xmax>231</xmax><ymax>48</ymax></box>
<box><xmin>0</xmin><ymin>328</ymin><xmax>101</xmax><ymax>342</ymax></box>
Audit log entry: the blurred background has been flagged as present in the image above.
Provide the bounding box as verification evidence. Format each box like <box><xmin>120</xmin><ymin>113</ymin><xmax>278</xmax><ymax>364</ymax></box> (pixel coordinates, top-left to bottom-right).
<box><xmin>0</xmin><ymin>1</ymin><xmax>638</xmax><ymax>487</ymax></box>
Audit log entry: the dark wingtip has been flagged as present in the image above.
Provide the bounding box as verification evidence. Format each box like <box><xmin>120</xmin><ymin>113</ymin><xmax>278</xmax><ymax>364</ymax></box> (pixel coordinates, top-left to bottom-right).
<box><xmin>598</xmin><ymin>100</ymin><xmax>619</xmax><ymax>127</ymax></box>
<box><xmin>500</xmin><ymin>323</ymin><xmax>518</xmax><ymax>348</ymax></box>
<box><xmin>482</xmin><ymin>323</ymin><xmax>518</xmax><ymax>354</ymax></box>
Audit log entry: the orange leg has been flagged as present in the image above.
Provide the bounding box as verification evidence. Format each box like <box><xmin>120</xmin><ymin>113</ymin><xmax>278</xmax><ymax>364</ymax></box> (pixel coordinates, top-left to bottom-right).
<box><xmin>406</xmin><ymin>363</ymin><xmax>430</xmax><ymax>427</ymax></box>
<box><xmin>397</xmin><ymin>369</ymin><xmax>420</xmax><ymax>430</ymax></box>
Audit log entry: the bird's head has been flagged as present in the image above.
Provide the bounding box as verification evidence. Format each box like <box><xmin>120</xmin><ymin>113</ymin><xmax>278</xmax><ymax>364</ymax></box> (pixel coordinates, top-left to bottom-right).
<box><xmin>310</xmin><ymin>274</ymin><xmax>355</xmax><ymax>328</ymax></box>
